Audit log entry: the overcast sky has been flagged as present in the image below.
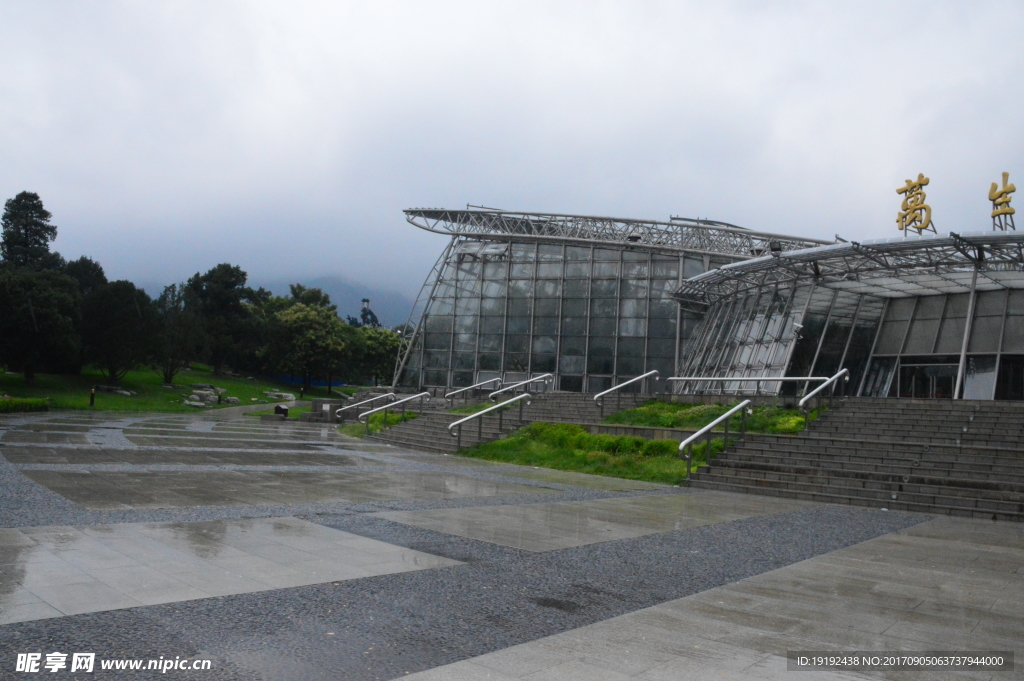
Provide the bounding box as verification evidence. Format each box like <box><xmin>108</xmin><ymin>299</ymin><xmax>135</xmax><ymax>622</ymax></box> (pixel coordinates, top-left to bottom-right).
<box><xmin>2</xmin><ymin>1</ymin><xmax>1022</xmax><ymax>298</ymax></box>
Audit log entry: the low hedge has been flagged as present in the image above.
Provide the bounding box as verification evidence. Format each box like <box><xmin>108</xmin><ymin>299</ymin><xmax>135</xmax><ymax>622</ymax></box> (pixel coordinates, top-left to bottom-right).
<box><xmin>0</xmin><ymin>398</ymin><xmax>49</xmax><ymax>413</ymax></box>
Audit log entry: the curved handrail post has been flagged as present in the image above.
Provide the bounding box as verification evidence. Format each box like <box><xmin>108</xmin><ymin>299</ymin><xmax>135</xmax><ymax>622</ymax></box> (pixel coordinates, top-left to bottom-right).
<box><xmin>445</xmin><ymin>378</ymin><xmax>503</xmax><ymax>407</ymax></box>
<box><xmin>358</xmin><ymin>391</ymin><xmax>431</xmax><ymax>434</ymax></box>
<box><xmin>593</xmin><ymin>370</ymin><xmax>660</xmax><ymax>417</ymax></box>
<box><xmin>489</xmin><ymin>374</ymin><xmax>552</xmax><ymax>401</ymax></box>
<box><xmin>335</xmin><ymin>393</ymin><xmax>396</xmax><ymax>422</ymax></box>
<box><xmin>677</xmin><ymin>400</ymin><xmax>752</xmax><ymax>479</ymax></box>
<box><xmin>448</xmin><ymin>393</ymin><xmax>533</xmax><ymax>451</ymax></box>
<box><xmin>798</xmin><ymin>368</ymin><xmax>849</xmax><ymax>424</ymax></box>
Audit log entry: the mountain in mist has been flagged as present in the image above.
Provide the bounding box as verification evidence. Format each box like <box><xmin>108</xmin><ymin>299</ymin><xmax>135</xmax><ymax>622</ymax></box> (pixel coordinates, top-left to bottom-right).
<box><xmin>253</xmin><ymin>276</ymin><xmax>416</xmax><ymax>328</ymax></box>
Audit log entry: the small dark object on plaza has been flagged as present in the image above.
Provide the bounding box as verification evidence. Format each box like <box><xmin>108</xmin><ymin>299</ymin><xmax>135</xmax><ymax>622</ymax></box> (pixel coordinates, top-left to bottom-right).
<box><xmin>274</xmin><ymin>405</ymin><xmax>289</xmax><ymax>417</ymax></box>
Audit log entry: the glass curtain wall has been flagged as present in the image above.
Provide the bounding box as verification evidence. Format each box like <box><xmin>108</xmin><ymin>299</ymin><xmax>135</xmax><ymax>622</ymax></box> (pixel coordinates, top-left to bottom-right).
<box><xmin>863</xmin><ymin>289</ymin><xmax>1024</xmax><ymax>400</ymax></box>
<box><xmin>678</xmin><ymin>283</ymin><xmax>884</xmax><ymax>395</ymax></box>
<box><xmin>400</xmin><ymin>239</ymin><xmax>709</xmax><ymax>391</ymax></box>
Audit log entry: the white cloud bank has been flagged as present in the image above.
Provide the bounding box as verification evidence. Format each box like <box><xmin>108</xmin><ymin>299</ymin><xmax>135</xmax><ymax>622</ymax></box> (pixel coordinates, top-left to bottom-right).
<box><xmin>1</xmin><ymin>1</ymin><xmax>1020</xmax><ymax>295</ymax></box>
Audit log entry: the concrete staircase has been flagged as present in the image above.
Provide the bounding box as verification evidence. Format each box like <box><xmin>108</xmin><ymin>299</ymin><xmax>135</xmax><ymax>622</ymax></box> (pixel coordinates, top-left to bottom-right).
<box><xmin>688</xmin><ymin>397</ymin><xmax>1024</xmax><ymax>521</ymax></box>
<box><xmin>361</xmin><ymin>391</ymin><xmax>650</xmax><ymax>453</ymax></box>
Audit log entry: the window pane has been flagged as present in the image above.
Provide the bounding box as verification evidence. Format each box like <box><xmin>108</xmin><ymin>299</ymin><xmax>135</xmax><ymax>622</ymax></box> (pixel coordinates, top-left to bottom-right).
<box><xmin>480</xmin><ymin>316</ymin><xmax>503</xmax><ymax>334</ymax></box>
<box><xmin>619</xmin><ymin>299</ymin><xmax>646</xmax><ymax>317</ymax></box>
<box><xmin>510</xmin><ymin>263</ymin><xmax>534</xmax><ymax>278</ymax></box>
<box><xmin>565</xmin><ymin>262</ymin><xmax>590</xmax><ymax>278</ymax></box>
<box><xmin>532</xmin><ymin>336</ymin><xmax>557</xmax><ymax>354</ymax></box>
<box><xmin>591</xmin><ymin>299</ymin><xmax>617</xmax><ymax>317</ymax></box>
<box><xmin>566</xmin><ymin>246</ymin><xmax>591</xmax><ymax>260</ymax></box>
<box><xmin>652</xmin><ymin>261</ymin><xmax>679</xmax><ymax>278</ymax></box>
<box><xmin>480</xmin><ymin>298</ymin><xmax>504</xmax><ymax>315</ymax></box>
<box><xmin>536</xmin><ymin>263</ymin><xmax>561</xmax><ymax>278</ymax></box>
<box><xmin>561</xmin><ymin>317</ymin><xmax>587</xmax><ymax>335</ymax></box>
<box><xmin>559</xmin><ymin>356</ymin><xmax>585</xmax><ymax>374</ymax></box>
<box><xmin>590</xmin><ymin>318</ymin><xmax>616</xmax><ymax>335</ymax></box>
<box><xmin>591</xmin><ymin>279</ymin><xmax>617</xmax><ymax>296</ymax></box>
<box><xmin>505</xmin><ymin>335</ymin><xmax>529</xmax><ymax>353</ymax></box>
<box><xmin>506</xmin><ymin>317</ymin><xmax>530</xmax><ymax>334</ymax></box>
<box><xmin>561</xmin><ymin>299</ymin><xmax>587</xmax><ymax>316</ymax></box>
<box><xmin>564</xmin><ymin>280</ymin><xmax>589</xmax><ymax>297</ymax></box>
<box><xmin>534</xmin><ymin>298</ymin><xmax>559</xmax><ymax>316</ymax></box>
<box><xmin>968</xmin><ymin>316</ymin><xmax>1002</xmax><ymax>352</ymax></box>
<box><xmin>618</xmin><ymin>318</ymin><xmax>646</xmax><ymax>336</ymax></box>
<box><xmin>593</xmin><ymin>262</ymin><xmax>619</xmax><ymax>277</ymax></box>
<box><xmin>479</xmin><ymin>334</ymin><xmax>503</xmax><ymax>352</ymax></box>
<box><xmin>535</xmin><ymin>280</ymin><xmax>561</xmax><ymax>297</ymax></box>
<box><xmin>534</xmin><ymin>317</ymin><xmax>558</xmax><ymax>335</ymax></box>
<box><xmin>561</xmin><ymin>336</ymin><xmax>586</xmax><ymax>355</ymax></box>
<box><xmin>483</xmin><ymin>262</ymin><xmax>507</xmax><ymax>280</ymax></box>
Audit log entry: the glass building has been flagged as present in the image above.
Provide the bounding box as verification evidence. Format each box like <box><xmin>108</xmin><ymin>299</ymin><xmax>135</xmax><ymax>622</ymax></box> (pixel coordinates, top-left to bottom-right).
<box><xmin>675</xmin><ymin>231</ymin><xmax>1024</xmax><ymax>400</ymax></box>
<box><xmin>394</xmin><ymin>209</ymin><xmax>830</xmax><ymax>392</ymax></box>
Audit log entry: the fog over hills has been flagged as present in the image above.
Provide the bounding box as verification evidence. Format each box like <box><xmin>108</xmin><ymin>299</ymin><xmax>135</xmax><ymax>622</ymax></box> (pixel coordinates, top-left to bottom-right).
<box><xmin>253</xmin><ymin>277</ymin><xmax>415</xmax><ymax>328</ymax></box>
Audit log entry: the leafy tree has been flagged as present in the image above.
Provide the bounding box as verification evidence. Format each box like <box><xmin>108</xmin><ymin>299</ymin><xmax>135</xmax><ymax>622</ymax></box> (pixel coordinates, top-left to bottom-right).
<box><xmin>64</xmin><ymin>256</ymin><xmax>108</xmax><ymax>297</ymax></box>
<box><xmin>1</xmin><ymin>192</ymin><xmax>61</xmax><ymax>269</ymax></box>
<box><xmin>153</xmin><ymin>283</ymin><xmax>203</xmax><ymax>385</ymax></box>
<box><xmin>186</xmin><ymin>264</ymin><xmax>252</xmax><ymax>374</ymax></box>
<box><xmin>0</xmin><ymin>269</ymin><xmax>81</xmax><ymax>384</ymax></box>
<box><xmin>272</xmin><ymin>303</ymin><xmax>346</xmax><ymax>392</ymax></box>
<box><xmin>289</xmin><ymin>284</ymin><xmax>336</xmax><ymax>312</ymax></box>
<box><xmin>81</xmin><ymin>281</ymin><xmax>158</xmax><ymax>382</ymax></box>
<box><xmin>360</xmin><ymin>326</ymin><xmax>403</xmax><ymax>386</ymax></box>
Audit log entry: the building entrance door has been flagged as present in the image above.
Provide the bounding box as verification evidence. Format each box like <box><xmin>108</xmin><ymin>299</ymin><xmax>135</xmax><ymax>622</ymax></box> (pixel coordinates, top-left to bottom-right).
<box><xmin>898</xmin><ymin>363</ymin><xmax>958</xmax><ymax>398</ymax></box>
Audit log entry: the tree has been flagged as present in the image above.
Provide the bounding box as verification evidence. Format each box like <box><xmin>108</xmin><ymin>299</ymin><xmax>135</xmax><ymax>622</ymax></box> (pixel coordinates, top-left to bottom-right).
<box><xmin>65</xmin><ymin>256</ymin><xmax>108</xmax><ymax>297</ymax></box>
<box><xmin>271</xmin><ymin>303</ymin><xmax>346</xmax><ymax>392</ymax></box>
<box><xmin>1</xmin><ymin>192</ymin><xmax>60</xmax><ymax>269</ymax></box>
<box><xmin>289</xmin><ymin>284</ymin><xmax>336</xmax><ymax>312</ymax></box>
<box><xmin>80</xmin><ymin>281</ymin><xmax>158</xmax><ymax>383</ymax></box>
<box><xmin>0</xmin><ymin>269</ymin><xmax>81</xmax><ymax>384</ymax></box>
<box><xmin>186</xmin><ymin>264</ymin><xmax>251</xmax><ymax>374</ymax></box>
<box><xmin>154</xmin><ymin>283</ymin><xmax>203</xmax><ymax>385</ymax></box>
<box><xmin>360</xmin><ymin>326</ymin><xmax>403</xmax><ymax>386</ymax></box>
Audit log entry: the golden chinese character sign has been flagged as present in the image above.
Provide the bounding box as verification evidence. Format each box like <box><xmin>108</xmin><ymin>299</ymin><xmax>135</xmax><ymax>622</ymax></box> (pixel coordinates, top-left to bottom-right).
<box><xmin>989</xmin><ymin>171</ymin><xmax>1016</xmax><ymax>231</ymax></box>
<box><xmin>896</xmin><ymin>173</ymin><xmax>936</xmax><ymax>236</ymax></box>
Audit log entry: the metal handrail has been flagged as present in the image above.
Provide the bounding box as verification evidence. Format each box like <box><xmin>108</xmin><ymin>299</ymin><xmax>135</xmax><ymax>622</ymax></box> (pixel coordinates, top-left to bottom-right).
<box><xmin>335</xmin><ymin>393</ymin><xmax>396</xmax><ymax>418</ymax></box>
<box><xmin>677</xmin><ymin>400</ymin><xmax>752</xmax><ymax>481</ymax></box>
<box><xmin>798</xmin><ymin>368</ymin><xmax>849</xmax><ymax>418</ymax></box>
<box><xmin>445</xmin><ymin>378</ymin><xmax>503</xmax><ymax>406</ymax></box>
<box><xmin>489</xmin><ymin>374</ymin><xmax>553</xmax><ymax>401</ymax></box>
<box><xmin>448</xmin><ymin>393</ymin><xmax>533</xmax><ymax>451</ymax></box>
<box><xmin>357</xmin><ymin>391</ymin><xmax>430</xmax><ymax>434</ymax></box>
<box><xmin>594</xmin><ymin>370</ymin><xmax>659</xmax><ymax>416</ymax></box>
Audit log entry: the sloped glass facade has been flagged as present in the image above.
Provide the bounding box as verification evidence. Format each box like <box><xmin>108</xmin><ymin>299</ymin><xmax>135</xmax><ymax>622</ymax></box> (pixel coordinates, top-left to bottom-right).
<box><xmin>397</xmin><ymin>239</ymin><xmax>723</xmax><ymax>391</ymax></box>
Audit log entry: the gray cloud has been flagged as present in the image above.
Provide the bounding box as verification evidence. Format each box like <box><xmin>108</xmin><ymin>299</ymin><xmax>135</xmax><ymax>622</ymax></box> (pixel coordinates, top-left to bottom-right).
<box><xmin>1</xmin><ymin>1</ymin><xmax>1021</xmax><ymax>297</ymax></box>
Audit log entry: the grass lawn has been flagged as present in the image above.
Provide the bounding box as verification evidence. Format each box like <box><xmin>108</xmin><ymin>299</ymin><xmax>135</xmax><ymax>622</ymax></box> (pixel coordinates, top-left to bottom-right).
<box><xmin>0</xmin><ymin>366</ymin><xmax>327</xmax><ymax>412</ymax></box>
<box><xmin>457</xmin><ymin>422</ymin><xmax>703</xmax><ymax>485</ymax></box>
<box><xmin>603</xmin><ymin>399</ymin><xmax>817</xmax><ymax>434</ymax></box>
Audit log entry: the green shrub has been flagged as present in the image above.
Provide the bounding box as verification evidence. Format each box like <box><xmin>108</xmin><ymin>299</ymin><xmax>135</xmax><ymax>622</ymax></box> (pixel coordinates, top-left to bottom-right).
<box><xmin>339</xmin><ymin>410</ymin><xmax>417</xmax><ymax>437</ymax></box>
<box><xmin>641</xmin><ymin>439</ymin><xmax>678</xmax><ymax>457</ymax></box>
<box><xmin>605</xmin><ymin>399</ymin><xmax>814</xmax><ymax>434</ymax></box>
<box><xmin>0</xmin><ymin>398</ymin><xmax>48</xmax><ymax>413</ymax></box>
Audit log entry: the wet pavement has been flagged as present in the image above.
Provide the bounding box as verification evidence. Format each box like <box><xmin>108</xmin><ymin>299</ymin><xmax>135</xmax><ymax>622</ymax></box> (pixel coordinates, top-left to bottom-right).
<box><xmin>0</xmin><ymin>410</ymin><xmax>1020</xmax><ymax>679</ymax></box>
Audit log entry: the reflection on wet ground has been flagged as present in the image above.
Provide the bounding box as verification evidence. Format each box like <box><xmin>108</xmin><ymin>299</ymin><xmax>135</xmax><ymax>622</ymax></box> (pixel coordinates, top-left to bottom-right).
<box><xmin>376</xmin><ymin>490</ymin><xmax>813</xmax><ymax>551</ymax></box>
<box><xmin>21</xmin><ymin>469</ymin><xmax>558</xmax><ymax>509</ymax></box>
<box><xmin>0</xmin><ymin>517</ymin><xmax>459</xmax><ymax>624</ymax></box>
<box><xmin>392</xmin><ymin>454</ymin><xmax>664</xmax><ymax>491</ymax></box>
<box><xmin>1</xmin><ymin>446</ymin><xmax>365</xmax><ymax>466</ymax></box>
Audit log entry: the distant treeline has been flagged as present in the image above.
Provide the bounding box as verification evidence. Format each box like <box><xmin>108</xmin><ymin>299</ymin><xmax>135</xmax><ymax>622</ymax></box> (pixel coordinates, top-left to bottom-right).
<box><xmin>0</xmin><ymin>192</ymin><xmax>406</xmax><ymax>390</ymax></box>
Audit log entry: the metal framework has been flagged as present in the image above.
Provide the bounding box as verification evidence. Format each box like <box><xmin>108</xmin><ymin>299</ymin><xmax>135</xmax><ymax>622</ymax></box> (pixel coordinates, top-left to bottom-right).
<box><xmin>674</xmin><ymin>231</ymin><xmax>1024</xmax><ymax>313</ymax></box>
<box><xmin>405</xmin><ymin>209</ymin><xmax>832</xmax><ymax>257</ymax></box>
